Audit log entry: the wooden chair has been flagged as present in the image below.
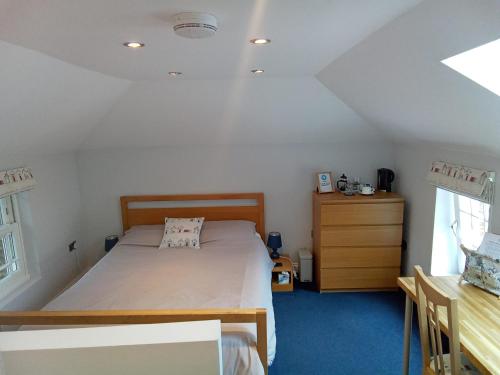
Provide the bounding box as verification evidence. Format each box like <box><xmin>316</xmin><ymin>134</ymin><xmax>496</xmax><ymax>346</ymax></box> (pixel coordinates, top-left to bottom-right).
<box><xmin>414</xmin><ymin>266</ymin><xmax>479</xmax><ymax>375</ymax></box>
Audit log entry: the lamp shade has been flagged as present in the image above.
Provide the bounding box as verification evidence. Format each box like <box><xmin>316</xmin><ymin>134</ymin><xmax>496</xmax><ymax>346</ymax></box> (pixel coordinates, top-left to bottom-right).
<box><xmin>105</xmin><ymin>235</ymin><xmax>119</xmax><ymax>252</ymax></box>
<box><xmin>267</xmin><ymin>232</ymin><xmax>282</xmax><ymax>249</ymax></box>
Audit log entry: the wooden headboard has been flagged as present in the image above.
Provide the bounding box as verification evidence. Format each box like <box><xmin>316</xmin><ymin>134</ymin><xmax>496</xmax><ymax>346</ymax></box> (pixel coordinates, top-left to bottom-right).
<box><xmin>120</xmin><ymin>193</ymin><xmax>266</xmax><ymax>239</ymax></box>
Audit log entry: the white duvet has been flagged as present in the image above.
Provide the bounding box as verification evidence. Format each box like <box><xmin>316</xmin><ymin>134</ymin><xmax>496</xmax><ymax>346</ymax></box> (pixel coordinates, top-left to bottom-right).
<box><xmin>42</xmin><ymin>222</ymin><xmax>276</xmax><ymax>375</ymax></box>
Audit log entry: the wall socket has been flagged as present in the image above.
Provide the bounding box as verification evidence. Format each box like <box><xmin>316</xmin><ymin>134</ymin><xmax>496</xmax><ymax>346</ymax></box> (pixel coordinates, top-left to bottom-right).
<box><xmin>68</xmin><ymin>240</ymin><xmax>77</xmax><ymax>252</ymax></box>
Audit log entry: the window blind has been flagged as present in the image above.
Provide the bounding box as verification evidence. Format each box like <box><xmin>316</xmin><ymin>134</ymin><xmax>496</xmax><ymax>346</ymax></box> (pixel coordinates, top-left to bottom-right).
<box><xmin>0</xmin><ymin>167</ymin><xmax>36</xmax><ymax>199</ymax></box>
<box><xmin>427</xmin><ymin>161</ymin><xmax>495</xmax><ymax>204</ymax></box>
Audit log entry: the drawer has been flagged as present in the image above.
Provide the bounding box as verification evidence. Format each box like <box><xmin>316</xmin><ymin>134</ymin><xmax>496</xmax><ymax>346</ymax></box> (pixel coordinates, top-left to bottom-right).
<box><xmin>321</xmin><ymin>225</ymin><xmax>402</xmax><ymax>247</ymax></box>
<box><xmin>321</xmin><ymin>246</ymin><xmax>401</xmax><ymax>268</ymax></box>
<box><xmin>321</xmin><ymin>203</ymin><xmax>404</xmax><ymax>226</ymax></box>
<box><xmin>320</xmin><ymin>267</ymin><xmax>400</xmax><ymax>290</ymax></box>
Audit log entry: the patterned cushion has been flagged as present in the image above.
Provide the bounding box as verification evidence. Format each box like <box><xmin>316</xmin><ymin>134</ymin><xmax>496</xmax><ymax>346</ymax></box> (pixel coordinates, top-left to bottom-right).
<box><xmin>461</xmin><ymin>247</ymin><xmax>500</xmax><ymax>296</ymax></box>
<box><xmin>159</xmin><ymin>217</ymin><xmax>204</xmax><ymax>249</ymax></box>
<box><xmin>430</xmin><ymin>353</ymin><xmax>480</xmax><ymax>374</ymax></box>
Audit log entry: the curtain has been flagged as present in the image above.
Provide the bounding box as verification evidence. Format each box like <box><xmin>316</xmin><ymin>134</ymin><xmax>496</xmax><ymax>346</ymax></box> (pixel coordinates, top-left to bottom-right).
<box><xmin>427</xmin><ymin>161</ymin><xmax>495</xmax><ymax>204</ymax></box>
<box><xmin>0</xmin><ymin>167</ymin><xmax>36</xmax><ymax>198</ymax></box>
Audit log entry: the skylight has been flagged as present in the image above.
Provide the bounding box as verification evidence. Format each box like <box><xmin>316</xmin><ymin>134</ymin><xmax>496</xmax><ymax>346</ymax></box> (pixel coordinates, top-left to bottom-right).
<box><xmin>441</xmin><ymin>38</ymin><xmax>500</xmax><ymax>96</ymax></box>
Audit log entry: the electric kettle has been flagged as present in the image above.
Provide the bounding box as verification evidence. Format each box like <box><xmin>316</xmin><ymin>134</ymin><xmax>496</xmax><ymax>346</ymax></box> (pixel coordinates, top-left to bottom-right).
<box><xmin>377</xmin><ymin>168</ymin><xmax>395</xmax><ymax>192</ymax></box>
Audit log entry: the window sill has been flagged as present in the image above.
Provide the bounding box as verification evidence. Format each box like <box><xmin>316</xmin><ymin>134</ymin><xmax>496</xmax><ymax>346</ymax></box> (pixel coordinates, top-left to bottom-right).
<box><xmin>0</xmin><ymin>274</ymin><xmax>40</xmax><ymax>309</ymax></box>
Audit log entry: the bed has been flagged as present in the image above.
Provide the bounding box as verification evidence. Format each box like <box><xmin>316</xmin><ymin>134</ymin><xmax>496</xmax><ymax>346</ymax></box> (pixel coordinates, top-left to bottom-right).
<box><xmin>0</xmin><ymin>193</ymin><xmax>275</xmax><ymax>375</ymax></box>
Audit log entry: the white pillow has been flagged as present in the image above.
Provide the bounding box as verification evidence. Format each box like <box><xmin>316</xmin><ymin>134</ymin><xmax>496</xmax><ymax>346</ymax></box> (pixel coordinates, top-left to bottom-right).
<box><xmin>119</xmin><ymin>229</ymin><xmax>163</xmax><ymax>247</ymax></box>
<box><xmin>200</xmin><ymin>220</ymin><xmax>256</xmax><ymax>243</ymax></box>
<box><xmin>159</xmin><ymin>217</ymin><xmax>205</xmax><ymax>249</ymax></box>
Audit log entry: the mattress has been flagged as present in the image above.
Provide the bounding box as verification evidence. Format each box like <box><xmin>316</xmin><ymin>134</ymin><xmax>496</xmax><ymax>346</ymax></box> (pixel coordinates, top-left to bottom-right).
<box><xmin>41</xmin><ymin>221</ymin><xmax>276</xmax><ymax>375</ymax></box>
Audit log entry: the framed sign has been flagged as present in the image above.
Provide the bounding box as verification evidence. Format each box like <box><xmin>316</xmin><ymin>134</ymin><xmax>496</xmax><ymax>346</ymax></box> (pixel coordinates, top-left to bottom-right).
<box><xmin>317</xmin><ymin>172</ymin><xmax>334</xmax><ymax>193</ymax></box>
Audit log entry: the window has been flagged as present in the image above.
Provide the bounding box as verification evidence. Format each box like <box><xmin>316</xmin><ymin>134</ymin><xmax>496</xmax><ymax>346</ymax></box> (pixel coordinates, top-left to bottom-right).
<box><xmin>441</xmin><ymin>37</ymin><xmax>500</xmax><ymax>97</ymax></box>
<box><xmin>431</xmin><ymin>188</ymin><xmax>490</xmax><ymax>276</ymax></box>
<box><xmin>0</xmin><ymin>195</ymin><xmax>29</xmax><ymax>300</ymax></box>
<box><xmin>454</xmin><ymin>194</ymin><xmax>490</xmax><ymax>250</ymax></box>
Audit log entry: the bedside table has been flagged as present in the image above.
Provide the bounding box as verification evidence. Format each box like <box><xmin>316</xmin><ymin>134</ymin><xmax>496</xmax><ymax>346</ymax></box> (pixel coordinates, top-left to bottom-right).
<box><xmin>271</xmin><ymin>255</ymin><xmax>294</xmax><ymax>292</ymax></box>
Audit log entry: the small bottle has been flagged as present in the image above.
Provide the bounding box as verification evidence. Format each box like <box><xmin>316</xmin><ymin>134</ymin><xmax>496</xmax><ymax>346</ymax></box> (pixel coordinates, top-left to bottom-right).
<box><xmin>353</xmin><ymin>177</ymin><xmax>360</xmax><ymax>193</ymax></box>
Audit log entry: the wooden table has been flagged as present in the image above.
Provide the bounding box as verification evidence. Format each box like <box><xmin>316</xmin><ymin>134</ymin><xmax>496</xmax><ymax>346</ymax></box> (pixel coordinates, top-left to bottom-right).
<box><xmin>398</xmin><ymin>276</ymin><xmax>500</xmax><ymax>375</ymax></box>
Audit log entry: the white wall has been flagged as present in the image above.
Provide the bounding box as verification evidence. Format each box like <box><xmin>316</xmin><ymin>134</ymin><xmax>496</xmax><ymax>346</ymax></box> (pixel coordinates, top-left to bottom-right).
<box><xmin>394</xmin><ymin>142</ymin><xmax>500</xmax><ymax>275</ymax></box>
<box><xmin>0</xmin><ymin>153</ymin><xmax>82</xmax><ymax>310</ymax></box>
<box><xmin>9</xmin><ymin>139</ymin><xmax>498</xmax><ymax>303</ymax></box>
<box><xmin>77</xmin><ymin>142</ymin><xmax>395</xmax><ymax>265</ymax></box>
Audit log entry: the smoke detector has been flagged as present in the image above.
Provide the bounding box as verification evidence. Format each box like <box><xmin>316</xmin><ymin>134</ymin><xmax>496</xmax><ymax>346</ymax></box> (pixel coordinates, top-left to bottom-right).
<box><xmin>173</xmin><ymin>12</ymin><xmax>218</xmax><ymax>39</ymax></box>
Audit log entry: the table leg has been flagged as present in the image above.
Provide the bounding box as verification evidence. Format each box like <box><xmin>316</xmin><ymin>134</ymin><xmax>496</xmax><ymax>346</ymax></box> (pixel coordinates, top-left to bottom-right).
<box><xmin>402</xmin><ymin>294</ymin><xmax>413</xmax><ymax>375</ymax></box>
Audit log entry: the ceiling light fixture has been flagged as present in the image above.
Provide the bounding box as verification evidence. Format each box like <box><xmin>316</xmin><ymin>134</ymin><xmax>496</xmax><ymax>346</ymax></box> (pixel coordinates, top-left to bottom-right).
<box><xmin>123</xmin><ymin>41</ymin><xmax>145</xmax><ymax>48</ymax></box>
<box><xmin>168</xmin><ymin>72</ymin><xmax>182</xmax><ymax>76</ymax></box>
<box><xmin>250</xmin><ymin>38</ymin><xmax>271</xmax><ymax>45</ymax></box>
<box><xmin>251</xmin><ymin>69</ymin><xmax>264</xmax><ymax>74</ymax></box>
<box><xmin>441</xmin><ymin>37</ymin><xmax>500</xmax><ymax>96</ymax></box>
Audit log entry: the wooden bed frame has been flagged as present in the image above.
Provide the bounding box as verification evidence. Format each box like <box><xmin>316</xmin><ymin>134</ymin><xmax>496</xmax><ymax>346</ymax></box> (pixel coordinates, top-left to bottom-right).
<box><xmin>0</xmin><ymin>193</ymin><xmax>269</xmax><ymax>374</ymax></box>
<box><xmin>121</xmin><ymin>192</ymin><xmax>266</xmax><ymax>239</ymax></box>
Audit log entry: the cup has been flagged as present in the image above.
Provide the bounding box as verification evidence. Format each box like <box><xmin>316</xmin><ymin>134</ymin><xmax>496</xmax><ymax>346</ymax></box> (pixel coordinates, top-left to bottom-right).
<box><xmin>361</xmin><ymin>185</ymin><xmax>375</xmax><ymax>195</ymax></box>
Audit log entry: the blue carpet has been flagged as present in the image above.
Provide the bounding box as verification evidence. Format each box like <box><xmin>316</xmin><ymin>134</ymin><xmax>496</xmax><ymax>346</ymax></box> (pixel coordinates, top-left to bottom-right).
<box><xmin>269</xmin><ymin>285</ymin><xmax>421</xmax><ymax>375</ymax></box>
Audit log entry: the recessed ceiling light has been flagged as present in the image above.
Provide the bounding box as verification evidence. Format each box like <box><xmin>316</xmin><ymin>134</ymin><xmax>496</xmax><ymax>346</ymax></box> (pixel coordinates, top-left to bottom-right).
<box><xmin>168</xmin><ymin>71</ymin><xmax>182</xmax><ymax>76</ymax></box>
<box><xmin>123</xmin><ymin>41</ymin><xmax>144</xmax><ymax>48</ymax></box>
<box><xmin>441</xmin><ymin>37</ymin><xmax>500</xmax><ymax>96</ymax></box>
<box><xmin>250</xmin><ymin>38</ymin><xmax>271</xmax><ymax>45</ymax></box>
<box><xmin>251</xmin><ymin>69</ymin><xmax>265</xmax><ymax>74</ymax></box>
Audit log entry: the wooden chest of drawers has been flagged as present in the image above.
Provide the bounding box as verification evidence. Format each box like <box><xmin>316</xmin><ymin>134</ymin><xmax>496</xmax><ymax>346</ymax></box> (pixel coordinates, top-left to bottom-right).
<box><xmin>312</xmin><ymin>192</ymin><xmax>404</xmax><ymax>291</ymax></box>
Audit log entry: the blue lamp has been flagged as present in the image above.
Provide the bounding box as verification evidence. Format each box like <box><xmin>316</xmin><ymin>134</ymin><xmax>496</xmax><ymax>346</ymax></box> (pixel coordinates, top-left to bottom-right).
<box><xmin>267</xmin><ymin>232</ymin><xmax>282</xmax><ymax>259</ymax></box>
<box><xmin>105</xmin><ymin>235</ymin><xmax>119</xmax><ymax>252</ymax></box>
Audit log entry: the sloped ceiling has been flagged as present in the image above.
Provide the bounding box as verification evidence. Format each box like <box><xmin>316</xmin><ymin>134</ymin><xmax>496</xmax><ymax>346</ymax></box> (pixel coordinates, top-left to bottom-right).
<box><xmin>81</xmin><ymin>77</ymin><xmax>382</xmax><ymax>149</ymax></box>
<box><xmin>318</xmin><ymin>0</ymin><xmax>500</xmax><ymax>155</ymax></box>
<box><xmin>0</xmin><ymin>0</ymin><xmax>423</xmax><ymax>156</ymax></box>
<box><xmin>9</xmin><ymin>0</ymin><xmax>500</xmax><ymax>157</ymax></box>
<box><xmin>0</xmin><ymin>41</ymin><xmax>130</xmax><ymax>156</ymax></box>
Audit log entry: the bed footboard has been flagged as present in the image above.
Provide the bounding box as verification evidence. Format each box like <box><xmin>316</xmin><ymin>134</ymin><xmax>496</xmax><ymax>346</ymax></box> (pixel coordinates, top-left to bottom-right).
<box><xmin>0</xmin><ymin>308</ymin><xmax>268</xmax><ymax>374</ymax></box>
